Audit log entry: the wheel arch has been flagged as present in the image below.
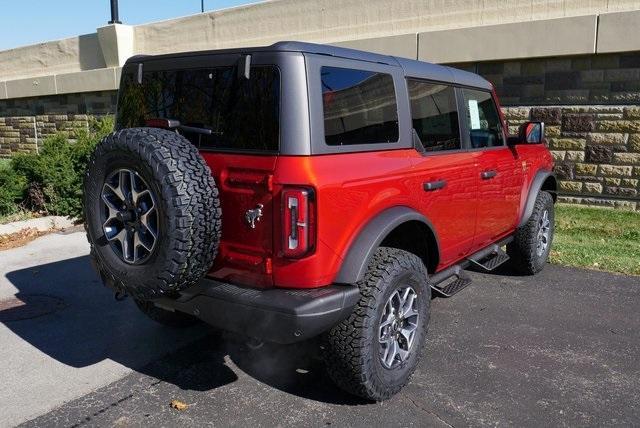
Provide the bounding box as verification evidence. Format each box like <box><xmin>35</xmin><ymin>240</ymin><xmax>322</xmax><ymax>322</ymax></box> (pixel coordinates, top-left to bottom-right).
<box><xmin>334</xmin><ymin>206</ymin><xmax>440</xmax><ymax>284</ymax></box>
<box><xmin>518</xmin><ymin>170</ymin><xmax>557</xmax><ymax>228</ymax></box>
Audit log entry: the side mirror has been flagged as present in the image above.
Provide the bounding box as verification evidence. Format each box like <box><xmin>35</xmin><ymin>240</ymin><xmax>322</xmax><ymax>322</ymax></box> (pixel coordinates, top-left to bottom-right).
<box><xmin>508</xmin><ymin>121</ymin><xmax>545</xmax><ymax>145</ymax></box>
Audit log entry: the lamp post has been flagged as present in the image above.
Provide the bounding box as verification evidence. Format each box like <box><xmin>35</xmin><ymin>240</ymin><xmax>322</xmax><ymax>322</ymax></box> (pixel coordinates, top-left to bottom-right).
<box><xmin>201</xmin><ymin>0</ymin><xmax>205</xmax><ymax>13</ymax></box>
<box><xmin>108</xmin><ymin>0</ymin><xmax>121</xmax><ymax>24</ymax></box>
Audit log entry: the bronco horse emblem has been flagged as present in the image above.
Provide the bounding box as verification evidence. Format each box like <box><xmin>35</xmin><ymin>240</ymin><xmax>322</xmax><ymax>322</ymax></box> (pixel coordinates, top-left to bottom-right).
<box><xmin>245</xmin><ymin>204</ymin><xmax>264</xmax><ymax>229</ymax></box>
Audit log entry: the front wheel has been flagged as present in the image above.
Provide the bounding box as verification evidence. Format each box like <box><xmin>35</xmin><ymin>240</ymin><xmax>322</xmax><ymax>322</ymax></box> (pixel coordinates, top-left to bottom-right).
<box><xmin>322</xmin><ymin>247</ymin><xmax>430</xmax><ymax>401</ymax></box>
<box><xmin>508</xmin><ymin>191</ymin><xmax>555</xmax><ymax>274</ymax></box>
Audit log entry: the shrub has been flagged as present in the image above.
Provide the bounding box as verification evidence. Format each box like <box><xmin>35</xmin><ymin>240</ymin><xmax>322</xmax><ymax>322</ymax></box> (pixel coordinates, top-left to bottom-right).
<box><xmin>5</xmin><ymin>116</ymin><xmax>114</xmax><ymax>219</ymax></box>
<box><xmin>0</xmin><ymin>162</ymin><xmax>28</xmax><ymax>216</ymax></box>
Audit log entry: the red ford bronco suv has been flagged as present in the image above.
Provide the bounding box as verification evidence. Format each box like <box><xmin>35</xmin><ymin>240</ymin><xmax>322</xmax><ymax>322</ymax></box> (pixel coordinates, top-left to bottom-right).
<box><xmin>83</xmin><ymin>42</ymin><xmax>556</xmax><ymax>401</ymax></box>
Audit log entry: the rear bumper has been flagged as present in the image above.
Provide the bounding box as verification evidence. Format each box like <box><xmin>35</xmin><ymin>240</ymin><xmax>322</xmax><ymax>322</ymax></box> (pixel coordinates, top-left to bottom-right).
<box><xmin>153</xmin><ymin>278</ymin><xmax>360</xmax><ymax>344</ymax></box>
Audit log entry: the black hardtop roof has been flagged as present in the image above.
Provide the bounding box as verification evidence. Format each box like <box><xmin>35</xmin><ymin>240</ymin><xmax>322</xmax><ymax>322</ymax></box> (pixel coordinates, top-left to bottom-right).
<box><xmin>127</xmin><ymin>41</ymin><xmax>491</xmax><ymax>90</ymax></box>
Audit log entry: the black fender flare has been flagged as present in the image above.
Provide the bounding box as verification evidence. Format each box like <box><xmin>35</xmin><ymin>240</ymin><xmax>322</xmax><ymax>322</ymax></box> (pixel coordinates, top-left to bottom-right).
<box><xmin>518</xmin><ymin>170</ymin><xmax>557</xmax><ymax>228</ymax></box>
<box><xmin>334</xmin><ymin>206</ymin><xmax>439</xmax><ymax>285</ymax></box>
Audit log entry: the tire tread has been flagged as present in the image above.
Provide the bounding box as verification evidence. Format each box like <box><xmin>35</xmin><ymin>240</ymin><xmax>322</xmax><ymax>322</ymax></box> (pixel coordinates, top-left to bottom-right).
<box><xmin>507</xmin><ymin>191</ymin><xmax>554</xmax><ymax>275</ymax></box>
<box><xmin>323</xmin><ymin>247</ymin><xmax>429</xmax><ymax>401</ymax></box>
<box><xmin>83</xmin><ymin>127</ymin><xmax>222</xmax><ymax>299</ymax></box>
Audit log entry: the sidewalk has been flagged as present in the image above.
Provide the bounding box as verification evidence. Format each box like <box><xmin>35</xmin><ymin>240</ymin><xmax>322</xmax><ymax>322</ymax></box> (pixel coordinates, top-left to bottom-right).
<box><xmin>0</xmin><ymin>232</ymin><xmax>208</xmax><ymax>426</ymax></box>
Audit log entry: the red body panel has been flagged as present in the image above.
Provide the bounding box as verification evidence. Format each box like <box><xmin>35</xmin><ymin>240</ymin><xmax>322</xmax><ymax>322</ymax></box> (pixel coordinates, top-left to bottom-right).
<box><xmin>472</xmin><ymin>148</ymin><xmax>523</xmax><ymax>249</ymax></box>
<box><xmin>202</xmin><ymin>145</ymin><xmax>552</xmax><ymax>290</ymax></box>
<box><xmin>406</xmin><ymin>151</ymin><xmax>478</xmax><ymax>268</ymax></box>
<box><xmin>514</xmin><ymin>144</ymin><xmax>555</xmax><ymax>216</ymax></box>
<box><xmin>272</xmin><ymin>150</ymin><xmax>416</xmax><ymax>288</ymax></box>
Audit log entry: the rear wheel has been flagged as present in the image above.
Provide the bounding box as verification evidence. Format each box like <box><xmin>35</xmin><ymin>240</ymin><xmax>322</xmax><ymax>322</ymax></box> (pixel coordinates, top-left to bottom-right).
<box><xmin>508</xmin><ymin>191</ymin><xmax>555</xmax><ymax>274</ymax></box>
<box><xmin>322</xmin><ymin>247</ymin><xmax>430</xmax><ymax>401</ymax></box>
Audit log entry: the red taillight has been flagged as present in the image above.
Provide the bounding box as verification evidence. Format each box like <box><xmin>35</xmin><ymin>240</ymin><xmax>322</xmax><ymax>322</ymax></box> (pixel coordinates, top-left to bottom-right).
<box><xmin>282</xmin><ymin>187</ymin><xmax>315</xmax><ymax>258</ymax></box>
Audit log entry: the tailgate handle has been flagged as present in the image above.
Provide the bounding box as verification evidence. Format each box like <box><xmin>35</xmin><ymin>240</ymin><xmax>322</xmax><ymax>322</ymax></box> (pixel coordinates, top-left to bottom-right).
<box><xmin>423</xmin><ymin>180</ymin><xmax>447</xmax><ymax>191</ymax></box>
<box><xmin>481</xmin><ymin>170</ymin><xmax>497</xmax><ymax>180</ymax></box>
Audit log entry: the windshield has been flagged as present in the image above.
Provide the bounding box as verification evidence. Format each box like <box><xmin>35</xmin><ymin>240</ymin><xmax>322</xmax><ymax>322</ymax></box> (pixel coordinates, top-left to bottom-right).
<box><xmin>116</xmin><ymin>65</ymin><xmax>280</xmax><ymax>152</ymax></box>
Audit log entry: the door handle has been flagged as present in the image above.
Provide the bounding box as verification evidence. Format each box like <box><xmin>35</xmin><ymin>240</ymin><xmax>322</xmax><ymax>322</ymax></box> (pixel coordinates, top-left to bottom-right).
<box><xmin>423</xmin><ymin>180</ymin><xmax>447</xmax><ymax>191</ymax></box>
<box><xmin>481</xmin><ymin>170</ymin><xmax>497</xmax><ymax>180</ymax></box>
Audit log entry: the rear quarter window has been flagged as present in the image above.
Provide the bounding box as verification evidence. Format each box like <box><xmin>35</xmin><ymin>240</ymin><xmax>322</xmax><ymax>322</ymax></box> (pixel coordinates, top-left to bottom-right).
<box><xmin>321</xmin><ymin>66</ymin><xmax>399</xmax><ymax>146</ymax></box>
<box><xmin>116</xmin><ymin>65</ymin><xmax>280</xmax><ymax>152</ymax></box>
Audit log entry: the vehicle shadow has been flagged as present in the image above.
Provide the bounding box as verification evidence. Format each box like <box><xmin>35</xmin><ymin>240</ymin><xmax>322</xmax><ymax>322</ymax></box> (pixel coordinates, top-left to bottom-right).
<box><xmin>164</xmin><ymin>332</ymin><xmax>367</xmax><ymax>405</ymax></box>
<box><xmin>1</xmin><ymin>256</ymin><xmax>365</xmax><ymax>404</ymax></box>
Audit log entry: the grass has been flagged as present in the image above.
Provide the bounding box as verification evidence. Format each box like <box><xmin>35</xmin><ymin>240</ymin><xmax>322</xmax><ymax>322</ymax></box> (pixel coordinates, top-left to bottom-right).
<box><xmin>551</xmin><ymin>203</ymin><xmax>640</xmax><ymax>276</ymax></box>
<box><xmin>0</xmin><ymin>158</ymin><xmax>10</xmax><ymax>169</ymax></box>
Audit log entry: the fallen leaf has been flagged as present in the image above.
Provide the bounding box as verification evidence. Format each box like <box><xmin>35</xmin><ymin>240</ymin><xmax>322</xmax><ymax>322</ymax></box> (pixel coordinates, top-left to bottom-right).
<box><xmin>170</xmin><ymin>399</ymin><xmax>188</xmax><ymax>411</ymax></box>
<box><xmin>0</xmin><ymin>228</ymin><xmax>46</xmax><ymax>251</ymax></box>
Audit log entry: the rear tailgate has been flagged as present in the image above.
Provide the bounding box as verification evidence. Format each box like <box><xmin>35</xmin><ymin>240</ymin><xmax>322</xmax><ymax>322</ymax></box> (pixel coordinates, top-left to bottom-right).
<box><xmin>202</xmin><ymin>153</ymin><xmax>277</xmax><ymax>287</ymax></box>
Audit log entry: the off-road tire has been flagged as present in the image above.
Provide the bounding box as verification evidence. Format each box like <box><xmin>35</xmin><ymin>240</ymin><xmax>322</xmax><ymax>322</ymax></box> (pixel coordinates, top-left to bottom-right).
<box><xmin>507</xmin><ymin>191</ymin><xmax>554</xmax><ymax>274</ymax></box>
<box><xmin>83</xmin><ymin>127</ymin><xmax>222</xmax><ymax>300</ymax></box>
<box><xmin>135</xmin><ymin>299</ymin><xmax>199</xmax><ymax>328</ymax></box>
<box><xmin>322</xmin><ymin>247</ymin><xmax>430</xmax><ymax>401</ymax></box>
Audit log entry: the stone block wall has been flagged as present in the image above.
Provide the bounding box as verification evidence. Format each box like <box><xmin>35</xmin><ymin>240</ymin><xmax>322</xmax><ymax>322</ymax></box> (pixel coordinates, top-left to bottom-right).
<box><xmin>0</xmin><ymin>91</ymin><xmax>115</xmax><ymax>156</ymax></box>
<box><xmin>0</xmin><ymin>115</ymin><xmax>95</xmax><ymax>156</ymax></box>
<box><xmin>504</xmin><ymin>106</ymin><xmax>640</xmax><ymax>211</ymax></box>
<box><xmin>453</xmin><ymin>52</ymin><xmax>640</xmax><ymax>106</ymax></box>
<box><xmin>0</xmin><ymin>117</ymin><xmax>36</xmax><ymax>156</ymax></box>
<box><xmin>0</xmin><ymin>91</ymin><xmax>117</xmax><ymax>117</ymax></box>
<box><xmin>456</xmin><ymin>51</ymin><xmax>640</xmax><ymax>210</ymax></box>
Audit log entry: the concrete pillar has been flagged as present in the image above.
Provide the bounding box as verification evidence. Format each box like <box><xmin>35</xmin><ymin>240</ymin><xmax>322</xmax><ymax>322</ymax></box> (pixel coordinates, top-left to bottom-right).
<box><xmin>97</xmin><ymin>24</ymin><xmax>134</xmax><ymax>68</ymax></box>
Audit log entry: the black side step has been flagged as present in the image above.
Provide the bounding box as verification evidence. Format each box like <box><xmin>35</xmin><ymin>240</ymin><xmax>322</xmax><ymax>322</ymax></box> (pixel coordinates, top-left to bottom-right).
<box><xmin>468</xmin><ymin>246</ymin><xmax>510</xmax><ymax>272</ymax></box>
<box><xmin>432</xmin><ymin>271</ymin><xmax>473</xmax><ymax>297</ymax></box>
<box><xmin>429</xmin><ymin>237</ymin><xmax>513</xmax><ymax>298</ymax></box>
<box><xmin>429</xmin><ymin>265</ymin><xmax>471</xmax><ymax>297</ymax></box>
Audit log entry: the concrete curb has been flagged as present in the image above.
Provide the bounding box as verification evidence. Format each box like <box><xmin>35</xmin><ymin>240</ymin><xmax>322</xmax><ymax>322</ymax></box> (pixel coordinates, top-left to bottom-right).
<box><xmin>0</xmin><ymin>216</ymin><xmax>76</xmax><ymax>236</ymax></box>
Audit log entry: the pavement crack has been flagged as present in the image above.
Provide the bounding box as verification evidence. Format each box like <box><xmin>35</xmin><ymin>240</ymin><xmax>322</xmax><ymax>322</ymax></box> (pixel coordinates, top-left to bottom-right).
<box><xmin>68</xmin><ymin>393</ymin><xmax>135</xmax><ymax>428</ymax></box>
<box><xmin>406</xmin><ymin>396</ymin><xmax>454</xmax><ymax>428</ymax></box>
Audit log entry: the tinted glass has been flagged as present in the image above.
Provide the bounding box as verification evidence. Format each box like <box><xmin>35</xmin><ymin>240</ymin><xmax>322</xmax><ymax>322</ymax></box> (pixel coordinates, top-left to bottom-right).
<box><xmin>321</xmin><ymin>67</ymin><xmax>399</xmax><ymax>146</ymax></box>
<box><xmin>116</xmin><ymin>66</ymin><xmax>280</xmax><ymax>152</ymax></box>
<box><xmin>462</xmin><ymin>89</ymin><xmax>505</xmax><ymax>148</ymax></box>
<box><xmin>407</xmin><ymin>81</ymin><xmax>460</xmax><ymax>152</ymax></box>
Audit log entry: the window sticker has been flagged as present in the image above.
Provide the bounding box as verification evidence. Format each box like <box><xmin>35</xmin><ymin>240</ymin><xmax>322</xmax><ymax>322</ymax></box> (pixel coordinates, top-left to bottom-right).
<box><xmin>468</xmin><ymin>99</ymin><xmax>481</xmax><ymax>130</ymax></box>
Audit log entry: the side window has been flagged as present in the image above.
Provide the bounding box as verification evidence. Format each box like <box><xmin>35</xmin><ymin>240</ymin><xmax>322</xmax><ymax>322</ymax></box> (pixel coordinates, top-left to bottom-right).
<box><xmin>407</xmin><ymin>80</ymin><xmax>460</xmax><ymax>152</ymax></box>
<box><xmin>461</xmin><ymin>89</ymin><xmax>505</xmax><ymax>148</ymax></box>
<box><xmin>321</xmin><ymin>66</ymin><xmax>399</xmax><ymax>146</ymax></box>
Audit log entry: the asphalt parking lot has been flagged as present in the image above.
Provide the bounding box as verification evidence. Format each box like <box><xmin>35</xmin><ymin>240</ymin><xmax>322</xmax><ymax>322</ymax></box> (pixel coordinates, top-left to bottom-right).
<box><xmin>1</xmin><ymin>232</ymin><xmax>639</xmax><ymax>427</ymax></box>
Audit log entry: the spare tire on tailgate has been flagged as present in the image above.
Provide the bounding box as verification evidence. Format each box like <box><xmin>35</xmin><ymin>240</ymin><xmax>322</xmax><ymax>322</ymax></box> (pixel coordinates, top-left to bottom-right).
<box><xmin>83</xmin><ymin>127</ymin><xmax>222</xmax><ymax>300</ymax></box>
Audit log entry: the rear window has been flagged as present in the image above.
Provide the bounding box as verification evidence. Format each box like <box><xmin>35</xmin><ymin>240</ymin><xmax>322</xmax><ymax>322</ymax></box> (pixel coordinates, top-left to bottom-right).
<box><xmin>321</xmin><ymin>66</ymin><xmax>399</xmax><ymax>146</ymax></box>
<box><xmin>116</xmin><ymin>65</ymin><xmax>280</xmax><ymax>152</ymax></box>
